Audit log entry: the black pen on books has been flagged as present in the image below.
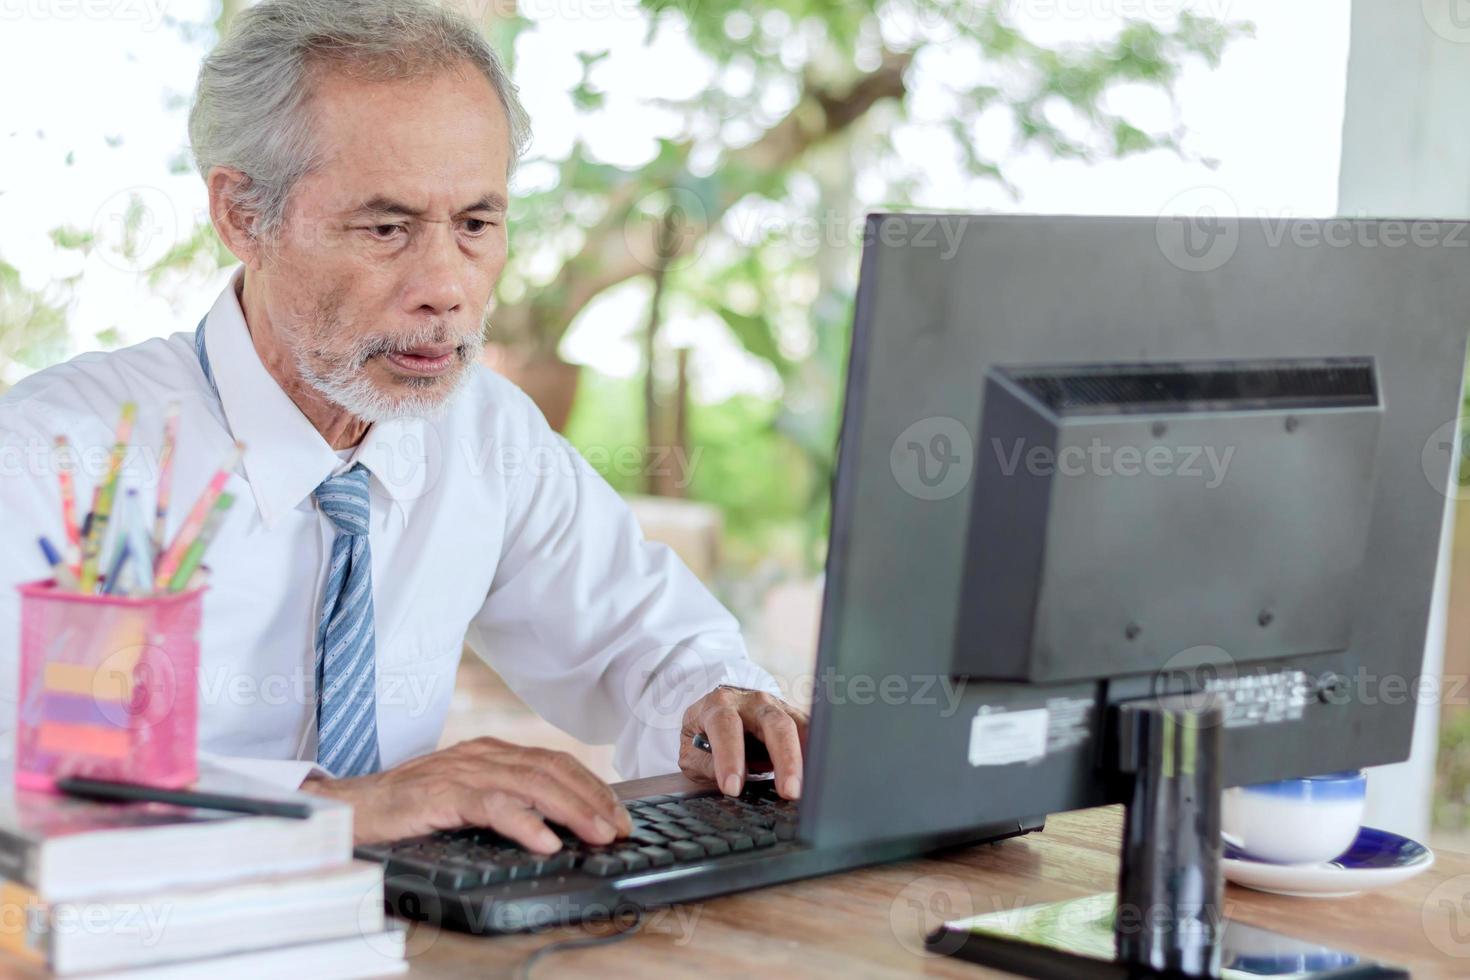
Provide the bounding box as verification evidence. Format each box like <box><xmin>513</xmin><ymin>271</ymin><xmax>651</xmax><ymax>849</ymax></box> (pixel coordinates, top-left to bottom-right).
<box><xmin>55</xmin><ymin>776</ymin><xmax>312</xmax><ymax>820</ymax></box>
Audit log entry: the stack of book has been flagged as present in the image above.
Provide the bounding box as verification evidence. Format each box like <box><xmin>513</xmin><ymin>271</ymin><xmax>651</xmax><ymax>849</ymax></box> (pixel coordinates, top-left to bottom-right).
<box><xmin>0</xmin><ymin>767</ymin><xmax>404</xmax><ymax>978</ymax></box>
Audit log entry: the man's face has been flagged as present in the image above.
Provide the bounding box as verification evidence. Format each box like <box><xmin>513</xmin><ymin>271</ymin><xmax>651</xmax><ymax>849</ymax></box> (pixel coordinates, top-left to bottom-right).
<box><xmin>259</xmin><ymin>61</ymin><xmax>512</xmax><ymax>422</ymax></box>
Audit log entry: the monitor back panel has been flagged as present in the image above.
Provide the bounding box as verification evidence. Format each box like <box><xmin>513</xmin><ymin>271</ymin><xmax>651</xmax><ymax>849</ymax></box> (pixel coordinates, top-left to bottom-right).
<box><xmin>802</xmin><ymin>215</ymin><xmax>1470</xmax><ymax>850</ymax></box>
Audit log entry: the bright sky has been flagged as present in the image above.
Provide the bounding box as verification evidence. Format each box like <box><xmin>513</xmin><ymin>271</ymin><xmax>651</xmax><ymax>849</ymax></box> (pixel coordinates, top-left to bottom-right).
<box><xmin>0</xmin><ymin>0</ymin><xmax>1351</xmax><ymax>395</ymax></box>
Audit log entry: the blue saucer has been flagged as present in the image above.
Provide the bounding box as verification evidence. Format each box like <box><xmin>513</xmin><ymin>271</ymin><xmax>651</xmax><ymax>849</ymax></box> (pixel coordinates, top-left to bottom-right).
<box><xmin>1222</xmin><ymin>826</ymin><xmax>1434</xmax><ymax>897</ymax></box>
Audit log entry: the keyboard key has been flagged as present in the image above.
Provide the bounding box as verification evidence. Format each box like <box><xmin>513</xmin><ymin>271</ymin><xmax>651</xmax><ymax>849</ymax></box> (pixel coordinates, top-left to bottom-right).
<box><xmin>694</xmin><ymin>835</ymin><xmax>730</xmax><ymax>856</ymax></box>
<box><xmin>754</xmin><ymin>830</ymin><xmax>778</xmax><ymax>848</ymax></box>
<box><xmin>636</xmin><ymin>846</ymin><xmax>675</xmax><ymax>867</ymax></box>
<box><xmin>505</xmin><ymin>856</ymin><xmax>547</xmax><ymax>881</ymax></box>
<box><xmin>669</xmin><ymin>840</ymin><xmax>706</xmax><ymax>861</ymax></box>
<box><xmin>629</xmin><ymin>829</ymin><xmax>669</xmax><ymax>846</ymax></box>
<box><xmin>774</xmin><ymin>822</ymin><xmax>797</xmax><ymax>841</ymax></box>
<box><xmin>385</xmin><ymin>856</ymin><xmax>441</xmax><ymax>880</ymax></box>
<box><xmin>429</xmin><ymin>863</ymin><xmax>483</xmax><ymax>890</ymax></box>
<box><xmin>720</xmin><ymin>832</ymin><xmax>754</xmax><ymax>851</ymax></box>
<box><xmin>443</xmin><ymin>857</ymin><xmax>494</xmax><ymax>886</ymax></box>
<box><xmin>542</xmin><ymin>852</ymin><xmax>575</xmax><ymax>875</ymax></box>
<box><xmin>660</xmin><ymin>825</ymin><xmax>694</xmax><ymax>840</ymax></box>
<box><xmin>682</xmin><ymin>820</ymin><xmax>718</xmax><ymax>835</ymax></box>
<box><xmin>583</xmin><ymin>854</ymin><xmax>625</xmax><ymax>877</ymax></box>
<box><xmin>616</xmin><ymin>849</ymin><xmax>650</xmax><ymax>871</ymax></box>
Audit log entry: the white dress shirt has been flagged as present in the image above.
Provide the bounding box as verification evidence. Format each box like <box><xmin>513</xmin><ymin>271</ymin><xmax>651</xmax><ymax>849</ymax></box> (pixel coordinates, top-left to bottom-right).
<box><xmin>0</xmin><ymin>267</ymin><xmax>778</xmax><ymax>788</ymax></box>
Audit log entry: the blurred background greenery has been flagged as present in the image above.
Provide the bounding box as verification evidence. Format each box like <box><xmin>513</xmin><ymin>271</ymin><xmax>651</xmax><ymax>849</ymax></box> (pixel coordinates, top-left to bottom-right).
<box><xmin>0</xmin><ymin>1</ymin><xmax>1246</xmax><ymax>586</ymax></box>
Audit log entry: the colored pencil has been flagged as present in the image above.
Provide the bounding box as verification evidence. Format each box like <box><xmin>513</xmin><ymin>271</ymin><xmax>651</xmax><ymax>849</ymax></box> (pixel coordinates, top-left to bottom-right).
<box><xmin>116</xmin><ymin>489</ymin><xmax>157</xmax><ymax>597</ymax></box>
<box><xmin>166</xmin><ymin>492</ymin><xmax>234</xmax><ymax>593</ymax></box>
<box><xmin>78</xmin><ymin>402</ymin><xmax>137</xmax><ymax>593</ymax></box>
<box><xmin>73</xmin><ymin>512</ymin><xmax>92</xmax><ymax>581</ymax></box>
<box><xmin>101</xmin><ymin>539</ymin><xmax>133</xmax><ymax>596</ymax></box>
<box><xmin>153</xmin><ymin>442</ymin><xmax>243</xmax><ymax>591</ymax></box>
<box><xmin>37</xmin><ymin>537</ymin><xmax>80</xmax><ymax>591</ymax></box>
<box><xmin>152</xmin><ymin>402</ymin><xmax>180</xmax><ymax>565</ymax></box>
<box><xmin>53</xmin><ymin>437</ymin><xmax>80</xmax><ymax>560</ymax></box>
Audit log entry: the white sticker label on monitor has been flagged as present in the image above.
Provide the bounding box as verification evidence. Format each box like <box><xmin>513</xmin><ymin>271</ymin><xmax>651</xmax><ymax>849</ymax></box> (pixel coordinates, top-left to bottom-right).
<box><xmin>968</xmin><ymin>707</ymin><xmax>1049</xmax><ymax>767</ymax></box>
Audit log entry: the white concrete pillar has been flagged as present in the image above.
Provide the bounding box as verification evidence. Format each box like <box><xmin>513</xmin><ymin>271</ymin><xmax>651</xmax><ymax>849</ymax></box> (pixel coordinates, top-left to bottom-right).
<box><xmin>1338</xmin><ymin>0</ymin><xmax>1470</xmax><ymax>839</ymax></box>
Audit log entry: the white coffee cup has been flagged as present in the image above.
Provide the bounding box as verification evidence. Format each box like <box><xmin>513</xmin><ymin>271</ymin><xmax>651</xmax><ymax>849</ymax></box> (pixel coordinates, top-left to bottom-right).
<box><xmin>1220</xmin><ymin>770</ymin><xmax>1367</xmax><ymax>865</ymax></box>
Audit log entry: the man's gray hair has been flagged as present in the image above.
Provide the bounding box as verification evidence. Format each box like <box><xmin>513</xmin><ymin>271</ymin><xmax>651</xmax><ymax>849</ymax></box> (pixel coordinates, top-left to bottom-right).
<box><xmin>188</xmin><ymin>0</ymin><xmax>531</xmax><ymax>242</ymax></box>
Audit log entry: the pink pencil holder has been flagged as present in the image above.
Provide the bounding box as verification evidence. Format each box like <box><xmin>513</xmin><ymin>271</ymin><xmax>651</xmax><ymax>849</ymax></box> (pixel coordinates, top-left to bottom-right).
<box><xmin>15</xmin><ymin>579</ymin><xmax>202</xmax><ymax>792</ymax></box>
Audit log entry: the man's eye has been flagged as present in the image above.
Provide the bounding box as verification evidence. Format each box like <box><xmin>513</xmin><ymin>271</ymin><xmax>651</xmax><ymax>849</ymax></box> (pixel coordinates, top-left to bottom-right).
<box><xmin>463</xmin><ymin>218</ymin><xmax>493</xmax><ymax>235</ymax></box>
<box><xmin>368</xmin><ymin>224</ymin><xmax>404</xmax><ymax>240</ymax></box>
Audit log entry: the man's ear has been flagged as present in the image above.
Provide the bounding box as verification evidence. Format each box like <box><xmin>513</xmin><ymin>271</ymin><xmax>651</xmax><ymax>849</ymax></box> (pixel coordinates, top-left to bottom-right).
<box><xmin>206</xmin><ymin>165</ymin><xmax>264</xmax><ymax>269</ymax></box>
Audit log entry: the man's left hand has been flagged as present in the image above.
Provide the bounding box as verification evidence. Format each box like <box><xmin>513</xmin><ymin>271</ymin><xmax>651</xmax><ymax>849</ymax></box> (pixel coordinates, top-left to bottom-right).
<box><xmin>679</xmin><ymin>686</ymin><xmax>808</xmax><ymax>800</ymax></box>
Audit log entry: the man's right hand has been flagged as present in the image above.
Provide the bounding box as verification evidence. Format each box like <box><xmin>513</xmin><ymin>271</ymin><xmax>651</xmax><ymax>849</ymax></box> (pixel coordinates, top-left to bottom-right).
<box><xmin>300</xmin><ymin>737</ymin><xmax>632</xmax><ymax>852</ymax></box>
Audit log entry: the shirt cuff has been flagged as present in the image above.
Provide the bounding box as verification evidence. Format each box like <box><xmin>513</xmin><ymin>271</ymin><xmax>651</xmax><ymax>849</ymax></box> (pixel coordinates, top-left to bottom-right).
<box><xmin>198</xmin><ymin>752</ymin><xmax>330</xmax><ymax>790</ymax></box>
<box><xmin>713</xmin><ymin>659</ymin><xmax>785</xmax><ymax>700</ymax></box>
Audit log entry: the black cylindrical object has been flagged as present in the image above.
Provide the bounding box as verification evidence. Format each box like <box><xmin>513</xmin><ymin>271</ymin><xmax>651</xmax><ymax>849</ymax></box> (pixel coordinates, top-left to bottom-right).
<box><xmin>1115</xmin><ymin>697</ymin><xmax>1225</xmax><ymax>977</ymax></box>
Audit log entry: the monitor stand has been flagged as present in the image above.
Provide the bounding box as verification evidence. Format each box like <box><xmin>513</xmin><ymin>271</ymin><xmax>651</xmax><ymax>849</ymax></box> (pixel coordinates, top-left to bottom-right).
<box><xmin>928</xmin><ymin>693</ymin><xmax>1407</xmax><ymax>979</ymax></box>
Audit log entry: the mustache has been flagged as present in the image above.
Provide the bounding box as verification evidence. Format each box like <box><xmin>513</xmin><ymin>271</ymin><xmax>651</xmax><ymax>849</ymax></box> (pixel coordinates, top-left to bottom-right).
<box><xmin>308</xmin><ymin>320</ymin><xmax>485</xmax><ymax>369</ymax></box>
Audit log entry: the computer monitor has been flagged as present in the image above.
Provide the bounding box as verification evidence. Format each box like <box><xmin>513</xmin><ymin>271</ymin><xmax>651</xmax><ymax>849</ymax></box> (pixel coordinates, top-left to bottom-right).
<box><xmin>800</xmin><ymin>215</ymin><xmax>1470</xmax><ymax>977</ymax></box>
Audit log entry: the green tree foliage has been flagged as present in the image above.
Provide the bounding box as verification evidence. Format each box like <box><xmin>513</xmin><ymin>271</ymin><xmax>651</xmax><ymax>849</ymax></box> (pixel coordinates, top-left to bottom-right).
<box><xmin>0</xmin><ymin>0</ymin><xmax>1249</xmax><ymax>567</ymax></box>
<box><xmin>0</xmin><ymin>259</ymin><xmax>72</xmax><ymax>393</ymax></box>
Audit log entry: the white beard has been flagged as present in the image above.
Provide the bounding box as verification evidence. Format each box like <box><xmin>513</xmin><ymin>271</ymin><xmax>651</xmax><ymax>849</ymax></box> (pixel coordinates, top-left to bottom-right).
<box><xmin>288</xmin><ymin>320</ymin><xmax>485</xmax><ymax>424</ymax></box>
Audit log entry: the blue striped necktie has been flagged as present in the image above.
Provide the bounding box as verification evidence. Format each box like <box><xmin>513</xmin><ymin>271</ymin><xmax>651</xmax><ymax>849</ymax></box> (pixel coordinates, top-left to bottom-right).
<box><xmin>194</xmin><ymin>318</ymin><xmax>381</xmax><ymax>776</ymax></box>
<box><xmin>312</xmin><ymin>466</ymin><xmax>381</xmax><ymax>777</ymax></box>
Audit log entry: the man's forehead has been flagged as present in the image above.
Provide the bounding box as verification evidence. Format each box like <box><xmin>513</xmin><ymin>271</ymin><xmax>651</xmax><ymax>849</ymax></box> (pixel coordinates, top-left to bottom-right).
<box><xmin>304</xmin><ymin>63</ymin><xmax>512</xmax><ymax>180</ymax></box>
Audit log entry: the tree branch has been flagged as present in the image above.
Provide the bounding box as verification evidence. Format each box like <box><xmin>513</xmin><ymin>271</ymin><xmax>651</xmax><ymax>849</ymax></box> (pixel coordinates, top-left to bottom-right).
<box><xmin>492</xmin><ymin>50</ymin><xmax>913</xmax><ymax>355</ymax></box>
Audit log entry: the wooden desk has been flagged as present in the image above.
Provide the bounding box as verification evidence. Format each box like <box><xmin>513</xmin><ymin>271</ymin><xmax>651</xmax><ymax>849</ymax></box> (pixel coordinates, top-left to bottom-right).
<box><xmin>407</xmin><ymin>773</ymin><xmax>1470</xmax><ymax>979</ymax></box>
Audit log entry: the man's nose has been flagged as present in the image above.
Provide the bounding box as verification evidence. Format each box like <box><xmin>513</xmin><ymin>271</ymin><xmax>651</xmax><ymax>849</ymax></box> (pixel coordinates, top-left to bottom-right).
<box><xmin>407</xmin><ymin>226</ymin><xmax>467</xmax><ymax>316</ymax></box>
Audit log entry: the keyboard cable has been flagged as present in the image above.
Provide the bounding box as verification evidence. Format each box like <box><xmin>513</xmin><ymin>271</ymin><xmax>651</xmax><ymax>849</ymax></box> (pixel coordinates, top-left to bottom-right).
<box><xmin>515</xmin><ymin>902</ymin><xmax>645</xmax><ymax>978</ymax></box>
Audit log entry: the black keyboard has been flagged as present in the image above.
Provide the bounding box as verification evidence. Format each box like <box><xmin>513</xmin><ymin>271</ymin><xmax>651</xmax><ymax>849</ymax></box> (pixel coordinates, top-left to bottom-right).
<box><xmin>357</xmin><ymin>781</ymin><xmax>806</xmax><ymax>932</ymax></box>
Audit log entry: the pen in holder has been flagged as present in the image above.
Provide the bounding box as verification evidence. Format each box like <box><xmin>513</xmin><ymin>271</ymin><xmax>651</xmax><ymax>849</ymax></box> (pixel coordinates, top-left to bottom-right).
<box><xmin>15</xmin><ymin>579</ymin><xmax>202</xmax><ymax>792</ymax></box>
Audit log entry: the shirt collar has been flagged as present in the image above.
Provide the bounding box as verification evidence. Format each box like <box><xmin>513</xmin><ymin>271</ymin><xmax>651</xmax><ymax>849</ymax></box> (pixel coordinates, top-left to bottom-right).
<box><xmin>203</xmin><ymin>267</ymin><xmax>428</xmax><ymax>530</ymax></box>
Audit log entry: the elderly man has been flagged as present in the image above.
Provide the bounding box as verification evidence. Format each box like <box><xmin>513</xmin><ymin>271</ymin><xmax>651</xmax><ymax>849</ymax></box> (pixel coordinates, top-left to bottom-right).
<box><xmin>0</xmin><ymin>0</ymin><xmax>805</xmax><ymax>853</ymax></box>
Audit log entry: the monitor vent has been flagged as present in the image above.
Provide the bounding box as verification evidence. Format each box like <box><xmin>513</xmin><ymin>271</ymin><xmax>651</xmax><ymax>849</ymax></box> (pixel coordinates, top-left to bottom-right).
<box><xmin>1005</xmin><ymin>359</ymin><xmax>1378</xmax><ymax>416</ymax></box>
